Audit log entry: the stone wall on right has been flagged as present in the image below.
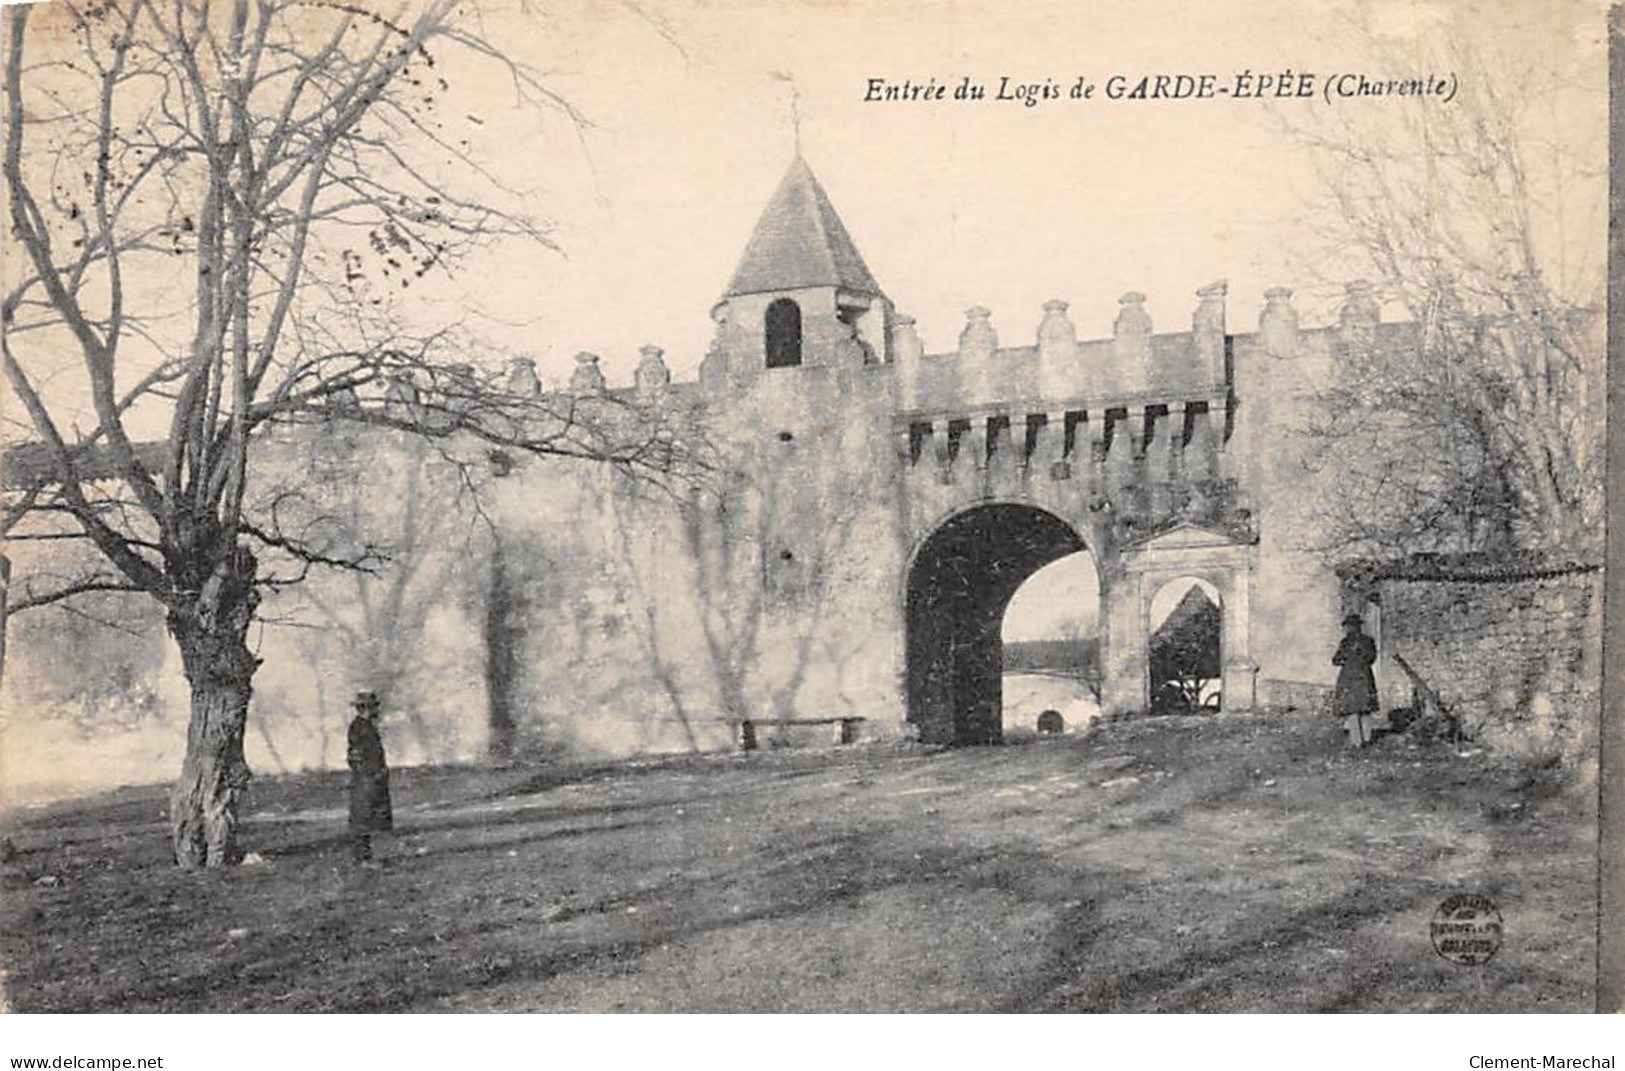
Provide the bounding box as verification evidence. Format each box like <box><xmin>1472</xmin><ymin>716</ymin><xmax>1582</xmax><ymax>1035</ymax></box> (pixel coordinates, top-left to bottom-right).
<box><xmin>1358</xmin><ymin>563</ymin><xmax>1601</xmax><ymax>767</ymax></box>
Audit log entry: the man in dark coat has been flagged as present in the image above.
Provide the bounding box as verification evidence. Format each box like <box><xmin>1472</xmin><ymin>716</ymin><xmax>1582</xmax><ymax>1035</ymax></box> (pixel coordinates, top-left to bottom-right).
<box><xmin>1332</xmin><ymin>613</ymin><xmax>1379</xmax><ymax>747</ymax></box>
<box><xmin>347</xmin><ymin>691</ymin><xmax>393</xmax><ymax>863</ymax></box>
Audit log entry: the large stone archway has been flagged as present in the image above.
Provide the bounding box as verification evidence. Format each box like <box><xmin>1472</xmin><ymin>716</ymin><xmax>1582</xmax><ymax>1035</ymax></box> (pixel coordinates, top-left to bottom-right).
<box><xmin>904</xmin><ymin>503</ymin><xmax>1093</xmax><ymax>745</ymax></box>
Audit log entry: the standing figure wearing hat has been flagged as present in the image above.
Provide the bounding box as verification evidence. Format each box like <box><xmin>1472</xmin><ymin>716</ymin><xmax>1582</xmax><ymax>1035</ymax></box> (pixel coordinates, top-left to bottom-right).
<box><xmin>1332</xmin><ymin>613</ymin><xmax>1379</xmax><ymax>747</ymax></box>
<box><xmin>347</xmin><ymin>691</ymin><xmax>393</xmax><ymax>863</ymax></box>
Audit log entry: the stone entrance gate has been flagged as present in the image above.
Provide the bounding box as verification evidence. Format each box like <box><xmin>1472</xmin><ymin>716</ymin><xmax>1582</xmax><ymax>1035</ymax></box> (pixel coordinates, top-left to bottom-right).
<box><xmin>896</xmin><ymin>398</ymin><xmax>1259</xmax><ymax>743</ymax></box>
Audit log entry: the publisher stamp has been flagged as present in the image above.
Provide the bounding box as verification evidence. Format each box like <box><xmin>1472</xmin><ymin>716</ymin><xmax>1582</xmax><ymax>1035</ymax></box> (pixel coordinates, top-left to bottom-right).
<box><xmin>1431</xmin><ymin>893</ymin><xmax>1504</xmax><ymax>966</ymax></box>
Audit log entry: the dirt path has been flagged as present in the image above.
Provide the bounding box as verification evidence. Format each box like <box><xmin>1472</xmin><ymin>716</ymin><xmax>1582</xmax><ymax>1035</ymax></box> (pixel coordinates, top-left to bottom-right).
<box><xmin>0</xmin><ymin>713</ymin><xmax>1596</xmax><ymax>1012</ymax></box>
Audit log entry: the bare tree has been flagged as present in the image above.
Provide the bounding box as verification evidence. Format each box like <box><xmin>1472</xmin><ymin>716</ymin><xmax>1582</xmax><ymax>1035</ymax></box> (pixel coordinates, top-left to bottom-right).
<box><xmin>1</xmin><ymin>0</ymin><xmax>683</xmax><ymax>866</ymax></box>
<box><xmin>1287</xmin><ymin>15</ymin><xmax>1604</xmax><ymax>561</ymax></box>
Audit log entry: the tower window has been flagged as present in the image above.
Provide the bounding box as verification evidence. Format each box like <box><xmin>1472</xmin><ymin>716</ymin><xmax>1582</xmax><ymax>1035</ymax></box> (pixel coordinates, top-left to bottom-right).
<box><xmin>765</xmin><ymin>298</ymin><xmax>802</xmax><ymax>368</ymax></box>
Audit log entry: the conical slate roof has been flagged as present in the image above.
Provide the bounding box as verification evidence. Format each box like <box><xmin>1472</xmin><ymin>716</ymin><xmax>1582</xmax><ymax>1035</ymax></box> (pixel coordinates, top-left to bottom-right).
<box><xmin>722</xmin><ymin>157</ymin><xmax>883</xmax><ymax>300</ymax></box>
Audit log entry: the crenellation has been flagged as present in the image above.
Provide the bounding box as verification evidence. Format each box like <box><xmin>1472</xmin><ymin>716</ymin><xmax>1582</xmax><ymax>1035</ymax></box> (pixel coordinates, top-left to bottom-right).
<box><xmin>1112</xmin><ymin>293</ymin><xmax>1153</xmax><ymax>394</ymax></box>
<box><xmin>1192</xmin><ymin>280</ymin><xmax>1228</xmax><ymax>387</ymax></box>
<box><xmin>328</xmin><ymin>383</ymin><xmax>361</xmax><ymax>413</ymax></box>
<box><xmin>893</xmin><ymin>314</ymin><xmax>925</xmax><ymax>411</ymax></box>
<box><xmin>1193</xmin><ymin>280</ymin><xmax>1227</xmax><ymax>333</ymax></box>
<box><xmin>899</xmin><ymin>309</ymin><xmax>1240</xmax><ymax>416</ymax></box>
<box><xmin>384</xmin><ymin>370</ymin><xmax>421</xmax><ymax>419</ymax></box>
<box><xmin>506</xmin><ymin>356</ymin><xmax>541</xmax><ymax>398</ymax></box>
<box><xmin>1338</xmin><ymin>279</ymin><xmax>1381</xmax><ymax>354</ymax></box>
<box><xmin>958</xmin><ymin>305</ymin><xmax>998</xmax><ymax>360</ymax></box>
<box><xmin>892</xmin><ymin>314</ymin><xmax>924</xmax><ymax>362</ymax></box>
<box><xmin>635</xmin><ymin>345</ymin><xmax>671</xmax><ymax>399</ymax></box>
<box><xmin>1037</xmin><ymin>299</ymin><xmax>1077</xmax><ymax>358</ymax></box>
<box><xmin>1258</xmin><ymin>286</ymin><xmax>1298</xmax><ymax>351</ymax></box>
<box><xmin>1114</xmin><ymin>291</ymin><xmax>1153</xmax><ymax>337</ymax></box>
<box><xmin>1038</xmin><ymin>299</ymin><xmax>1076</xmax><ymax>346</ymax></box>
<box><xmin>1339</xmin><ymin>279</ymin><xmax>1380</xmax><ymax>326</ymax></box>
<box><xmin>332</xmin><ymin>149</ymin><xmax>1477</xmax><ymax>748</ymax></box>
<box><xmin>417</xmin><ymin>364</ymin><xmax>478</xmax><ymax>431</ymax></box>
<box><xmin>570</xmin><ymin>351</ymin><xmax>607</xmax><ymax>395</ymax></box>
<box><xmin>958</xmin><ymin>307</ymin><xmax>999</xmax><ymax>405</ymax></box>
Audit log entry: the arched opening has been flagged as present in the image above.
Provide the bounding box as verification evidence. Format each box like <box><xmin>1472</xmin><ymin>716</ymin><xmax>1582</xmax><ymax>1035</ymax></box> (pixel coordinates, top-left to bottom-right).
<box><xmin>905</xmin><ymin>504</ymin><xmax>1087</xmax><ymax>745</ymax></box>
<box><xmin>765</xmin><ymin>298</ymin><xmax>802</xmax><ymax>368</ymax></box>
<box><xmin>1148</xmin><ymin>577</ymin><xmax>1222</xmax><ymax>715</ymax></box>
<box><xmin>1002</xmin><ymin>551</ymin><xmax>1102</xmax><ymax>737</ymax></box>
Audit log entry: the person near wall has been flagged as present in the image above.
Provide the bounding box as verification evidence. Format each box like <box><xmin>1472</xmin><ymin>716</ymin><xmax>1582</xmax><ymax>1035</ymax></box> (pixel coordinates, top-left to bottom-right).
<box><xmin>347</xmin><ymin>690</ymin><xmax>394</xmax><ymax>864</ymax></box>
<box><xmin>1332</xmin><ymin>613</ymin><xmax>1380</xmax><ymax>748</ymax></box>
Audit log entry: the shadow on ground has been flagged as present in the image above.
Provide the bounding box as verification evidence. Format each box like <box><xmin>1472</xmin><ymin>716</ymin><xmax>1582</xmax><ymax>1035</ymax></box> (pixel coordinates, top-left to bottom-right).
<box><xmin>0</xmin><ymin>713</ymin><xmax>1596</xmax><ymax>1012</ymax></box>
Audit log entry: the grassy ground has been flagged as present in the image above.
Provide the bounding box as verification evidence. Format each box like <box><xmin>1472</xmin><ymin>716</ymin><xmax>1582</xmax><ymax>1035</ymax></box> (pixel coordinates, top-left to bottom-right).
<box><xmin>0</xmin><ymin>712</ymin><xmax>1595</xmax><ymax>1012</ymax></box>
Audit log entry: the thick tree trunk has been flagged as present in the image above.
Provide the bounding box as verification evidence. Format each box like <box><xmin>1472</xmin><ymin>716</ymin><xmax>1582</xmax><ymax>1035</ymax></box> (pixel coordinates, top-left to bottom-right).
<box><xmin>169</xmin><ymin>659</ymin><xmax>254</xmax><ymax>868</ymax></box>
<box><xmin>167</xmin><ymin>549</ymin><xmax>260</xmax><ymax>868</ymax></box>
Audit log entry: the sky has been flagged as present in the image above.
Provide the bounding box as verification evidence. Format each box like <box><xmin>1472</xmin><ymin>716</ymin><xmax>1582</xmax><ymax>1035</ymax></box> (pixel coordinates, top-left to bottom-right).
<box><xmin>3</xmin><ymin>0</ymin><xmax>1605</xmax><ymax>429</ymax></box>
<box><xmin>413</xmin><ymin>0</ymin><xmax>1606</xmax><ymax>389</ymax></box>
<box><xmin>6</xmin><ymin>0</ymin><xmax>1606</xmax><ymax>643</ymax></box>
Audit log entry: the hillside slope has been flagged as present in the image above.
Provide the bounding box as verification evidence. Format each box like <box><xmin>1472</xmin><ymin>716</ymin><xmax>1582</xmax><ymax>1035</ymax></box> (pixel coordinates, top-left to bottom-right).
<box><xmin>0</xmin><ymin>713</ymin><xmax>1595</xmax><ymax>1012</ymax></box>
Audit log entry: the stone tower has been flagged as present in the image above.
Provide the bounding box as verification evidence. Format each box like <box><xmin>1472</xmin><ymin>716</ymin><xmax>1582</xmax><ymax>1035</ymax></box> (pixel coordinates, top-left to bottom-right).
<box><xmin>694</xmin><ymin>157</ymin><xmax>909</xmax><ymax>730</ymax></box>
<box><xmin>702</xmin><ymin>156</ymin><xmax>895</xmax><ymax>388</ymax></box>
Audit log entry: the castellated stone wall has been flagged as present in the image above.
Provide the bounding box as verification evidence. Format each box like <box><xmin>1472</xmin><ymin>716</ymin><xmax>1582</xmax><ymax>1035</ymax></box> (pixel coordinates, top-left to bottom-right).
<box><xmin>0</xmin><ymin>283</ymin><xmax>1405</xmax><ymax>797</ymax></box>
<box><xmin>4</xmin><ymin>152</ymin><xmax>1598</xmax><ymax>798</ymax></box>
<box><xmin>1365</xmin><ymin>566</ymin><xmax>1601</xmax><ymax>763</ymax></box>
<box><xmin>208</xmin><ymin>330</ymin><xmax>918</xmax><ymax>765</ymax></box>
<box><xmin>10</xmin><ymin>148</ymin><xmax>1529</xmax><ymax>784</ymax></box>
<box><xmin>476</xmin><ymin>350</ymin><xmax>912</xmax><ymax>756</ymax></box>
<box><xmin>1</xmin><ymin>422</ymin><xmax>504</xmax><ymax>800</ymax></box>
